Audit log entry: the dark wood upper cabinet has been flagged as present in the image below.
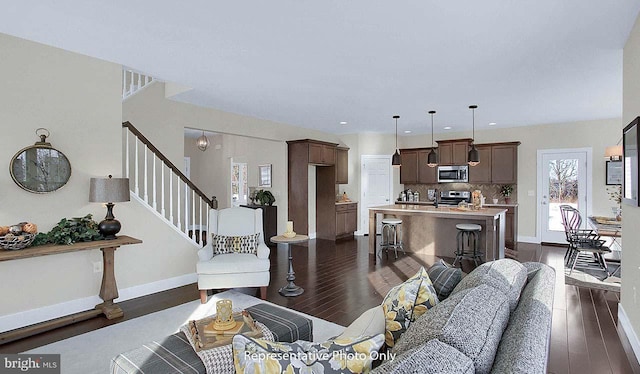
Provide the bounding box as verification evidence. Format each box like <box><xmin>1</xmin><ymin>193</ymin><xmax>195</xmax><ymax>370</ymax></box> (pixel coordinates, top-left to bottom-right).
<box><xmin>436</xmin><ymin>139</ymin><xmax>472</xmax><ymax>165</ymax></box>
<box><xmin>417</xmin><ymin>149</ymin><xmax>437</xmax><ymax>184</ymax></box>
<box><xmin>491</xmin><ymin>144</ymin><xmax>518</xmax><ymax>184</ymax></box>
<box><xmin>309</xmin><ymin>143</ymin><xmax>336</xmax><ymax>165</ymax></box>
<box><xmin>400</xmin><ymin>150</ymin><xmax>418</xmax><ymax>184</ymax></box>
<box><xmin>468</xmin><ymin>145</ymin><xmax>492</xmax><ymax>183</ymax></box>
<box><xmin>336</xmin><ymin>147</ymin><xmax>349</xmax><ymax>184</ymax></box>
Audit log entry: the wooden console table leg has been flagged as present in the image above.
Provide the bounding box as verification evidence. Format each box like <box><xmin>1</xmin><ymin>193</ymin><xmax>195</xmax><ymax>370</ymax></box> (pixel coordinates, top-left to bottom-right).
<box><xmin>95</xmin><ymin>245</ymin><xmax>124</xmax><ymax>319</ymax></box>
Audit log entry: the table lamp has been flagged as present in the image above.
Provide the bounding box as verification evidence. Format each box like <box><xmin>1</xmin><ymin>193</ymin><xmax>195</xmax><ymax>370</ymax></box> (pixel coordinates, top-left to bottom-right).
<box><xmin>89</xmin><ymin>175</ymin><xmax>130</xmax><ymax>240</ymax></box>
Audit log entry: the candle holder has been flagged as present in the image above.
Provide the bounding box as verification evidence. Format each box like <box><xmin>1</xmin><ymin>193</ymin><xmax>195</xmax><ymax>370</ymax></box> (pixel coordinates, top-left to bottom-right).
<box><xmin>283</xmin><ymin>220</ymin><xmax>296</xmax><ymax>238</ymax></box>
<box><xmin>213</xmin><ymin>299</ymin><xmax>236</xmax><ymax>331</ymax></box>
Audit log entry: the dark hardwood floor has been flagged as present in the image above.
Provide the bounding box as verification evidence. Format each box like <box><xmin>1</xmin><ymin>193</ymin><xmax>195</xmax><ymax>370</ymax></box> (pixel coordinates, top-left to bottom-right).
<box><xmin>1</xmin><ymin>237</ymin><xmax>638</xmax><ymax>373</ymax></box>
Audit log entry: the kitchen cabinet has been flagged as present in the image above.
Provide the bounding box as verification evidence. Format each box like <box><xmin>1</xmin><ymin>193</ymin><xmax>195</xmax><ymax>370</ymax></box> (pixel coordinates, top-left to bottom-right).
<box><xmin>336</xmin><ymin>203</ymin><xmax>358</xmax><ymax>239</ymax></box>
<box><xmin>309</xmin><ymin>143</ymin><xmax>336</xmax><ymax>165</ymax></box>
<box><xmin>491</xmin><ymin>144</ymin><xmax>518</xmax><ymax>184</ymax></box>
<box><xmin>468</xmin><ymin>145</ymin><xmax>492</xmax><ymax>183</ymax></box>
<box><xmin>436</xmin><ymin>139</ymin><xmax>471</xmax><ymax>165</ymax></box>
<box><xmin>287</xmin><ymin>139</ymin><xmax>339</xmax><ymax>236</ymax></box>
<box><xmin>336</xmin><ymin>147</ymin><xmax>349</xmax><ymax>184</ymax></box>
<box><xmin>240</xmin><ymin>204</ymin><xmax>277</xmax><ymax>246</ymax></box>
<box><xmin>417</xmin><ymin>149</ymin><xmax>438</xmax><ymax>183</ymax></box>
<box><xmin>400</xmin><ymin>150</ymin><xmax>418</xmax><ymax>184</ymax></box>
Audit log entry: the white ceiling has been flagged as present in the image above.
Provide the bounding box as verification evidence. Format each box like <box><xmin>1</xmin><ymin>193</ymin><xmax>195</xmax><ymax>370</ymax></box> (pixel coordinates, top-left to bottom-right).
<box><xmin>2</xmin><ymin>1</ymin><xmax>639</xmax><ymax>135</ymax></box>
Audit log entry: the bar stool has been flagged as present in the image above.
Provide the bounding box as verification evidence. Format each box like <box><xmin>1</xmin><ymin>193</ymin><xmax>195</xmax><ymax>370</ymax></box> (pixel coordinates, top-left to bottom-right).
<box><xmin>453</xmin><ymin>223</ymin><xmax>483</xmax><ymax>267</ymax></box>
<box><xmin>380</xmin><ymin>218</ymin><xmax>405</xmax><ymax>259</ymax></box>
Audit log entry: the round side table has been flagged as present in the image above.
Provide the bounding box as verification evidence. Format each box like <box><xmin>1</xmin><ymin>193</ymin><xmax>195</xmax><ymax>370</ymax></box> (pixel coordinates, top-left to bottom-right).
<box><xmin>271</xmin><ymin>234</ymin><xmax>309</xmax><ymax>297</ymax></box>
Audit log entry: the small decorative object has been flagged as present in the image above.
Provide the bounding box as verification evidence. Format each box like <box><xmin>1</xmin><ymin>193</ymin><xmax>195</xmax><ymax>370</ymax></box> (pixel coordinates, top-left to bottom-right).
<box><xmin>471</xmin><ymin>190</ymin><xmax>483</xmax><ymax>209</ymax></box>
<box><xmin>258</xmin><ymin>164</ymin><xmax>272</xmax><ymax>188</ymax></box>
<box><xmin>0</xmin><ymin>222</ymin><xmax>38</xmax><ymax>250</ymax></box>
<box><xmin>500</xmin><ymin>184</ymin><xmax>514</xmax><ymax>204</ymax></box>
<box><xmin>340</xmin><ymin>192</ymin><xmax>352</xmax><ymax>202</ymax></box>
<box><xmin>10</xmin><ymin>128</ymin><xmax>72</xmax><ymax>194</ymax></box>
<box><xmin>89</xmin><ymin>175</ymin><xmax>130</xmax><ymax>240</ymax></box>
<box><xmin>31</xmin><ymin>214</ymin><xmax>101</xmax><ymax>246</ymax></box>
<box><xmin>283</xmin><ymin>221</ymin><xmax>296</xmax><ymax>238</ymax></box>
<box><xmin>255</xmin><ymin>189</ymin><xmax>275</xmax><ymax>206</ymax></box>
<box><xmin>213</xmin><ymin>299</ymin><xmax>236</xmax><ymax>331</ymax></box>
<box><xmin>493</xmin><ymin>198</ymin><xmax>499</xmax><ymax>204</ymax></box>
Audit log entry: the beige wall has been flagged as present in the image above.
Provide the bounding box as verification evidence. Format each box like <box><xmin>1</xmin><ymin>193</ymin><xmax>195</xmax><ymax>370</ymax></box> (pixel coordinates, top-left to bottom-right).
<box><xmin>622</xmin><ymin>12</ymin><xmax>640</xmax><ymax>351</ymax></box>
<box><xmin>0</xmin><ymin>34</ymin><xmax>199</xmax><ymax>329</ymax></box>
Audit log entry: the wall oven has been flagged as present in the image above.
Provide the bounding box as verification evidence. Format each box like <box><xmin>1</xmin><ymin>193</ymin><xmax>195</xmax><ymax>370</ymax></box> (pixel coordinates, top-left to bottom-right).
<box><xmin>437</xmin><ymin>165</ymin><xmax>469</xmax><ymax>183</ymax></box>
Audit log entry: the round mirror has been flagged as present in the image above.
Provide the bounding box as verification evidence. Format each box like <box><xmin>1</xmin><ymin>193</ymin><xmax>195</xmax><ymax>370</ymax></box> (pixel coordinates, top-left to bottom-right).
<box><xmin>9</xmin><ymin>129</ymin><xmax>72</xmax><ymax>193</ymax></box>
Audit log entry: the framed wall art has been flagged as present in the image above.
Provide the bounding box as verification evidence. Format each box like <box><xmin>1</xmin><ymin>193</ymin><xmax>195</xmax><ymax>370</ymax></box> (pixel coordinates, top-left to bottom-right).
<box><xmin>258</xmin><ymin>164</ymin><xmax>272</xmax><ymax>188</ymax></box>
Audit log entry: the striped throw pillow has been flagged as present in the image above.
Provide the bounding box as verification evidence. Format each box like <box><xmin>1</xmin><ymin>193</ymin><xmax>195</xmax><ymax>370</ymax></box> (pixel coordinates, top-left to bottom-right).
<box><xmin>427</xmin><ymin>259</ymin><xmax>463</xmax><ymax>300</ymax></box>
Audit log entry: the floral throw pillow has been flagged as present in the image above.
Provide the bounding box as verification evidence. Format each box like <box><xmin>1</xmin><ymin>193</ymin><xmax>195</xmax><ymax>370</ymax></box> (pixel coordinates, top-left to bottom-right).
<box><xmin>232</xmin><ymin>333</ymin><xmax>385</xmax><ymax>374</ymax></box>
<box><xmin>382</xmin><ymin>267</ymin><xmax>439</xmax><ymax>347</ymax></box>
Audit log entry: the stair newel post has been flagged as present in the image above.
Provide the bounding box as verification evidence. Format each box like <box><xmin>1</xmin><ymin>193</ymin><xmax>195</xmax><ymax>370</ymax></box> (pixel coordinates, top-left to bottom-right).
<box><xmin>143</xmin><ymin>144</ymin><xmax>149</xmax><ymax>203</ymax></box>
<box><xmin>169</xmin><ymin>169</ymin><xmax>174</xmax><ymax>224</ymax></box>
<box><xmin>177</xmin><ymin>174</ymin><xmax>181</xmax><ymax>231</ymax></box>
<box><xmin>161</xmin><ymin>163</ymin><xmax>166</xmax><ymax>217</ymax></box>
<box><xmin>134</xmin><ymin>137</ymin><xmax>140</xmax><ymax>196</ymax></box>
<box><xmin>152</xmin><ymin>153</ymin><xmax>157</xmax><ymax>210</ymax></box>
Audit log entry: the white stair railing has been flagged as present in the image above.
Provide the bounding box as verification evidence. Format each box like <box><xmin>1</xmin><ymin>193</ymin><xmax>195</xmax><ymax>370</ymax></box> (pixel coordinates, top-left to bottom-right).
<box><xmin>122</xmin><ymin>69</ymin><xmax>155</xmax><ymax>99</ymax></box>
<box><xmin>122</xmin><ymin>122</ymin><xmax>215</xmax><ymax>246</ymax></box>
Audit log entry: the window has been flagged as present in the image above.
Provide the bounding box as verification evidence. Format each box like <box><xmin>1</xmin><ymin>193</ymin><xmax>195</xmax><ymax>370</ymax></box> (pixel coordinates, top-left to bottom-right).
<box><xmin>231</xmin><ymin>161</ymin><xmax>248</xmax><ymax>206</ymax></box>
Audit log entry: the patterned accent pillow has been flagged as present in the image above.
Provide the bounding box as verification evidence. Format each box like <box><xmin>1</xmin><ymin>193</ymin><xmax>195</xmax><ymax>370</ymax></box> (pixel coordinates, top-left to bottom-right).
<box><xmin>211</xmin><ymin>233</ymin><xmax>260</xmax><ymax>254</ymax></box>
<box><xmin>382</xmin><ymin>267</ymin><xmax>439</xmax><ymax>347</ymax></box>
<box><xmin>427</xmin><ymin>259</ymin><xmax>464</xmax><ymax>300</ymax></box>
<box><xmin>211</xmin><ymin>233</ymin><xmax>230</xmax><ymax>254</ymax></box>
<box><xmin>232</xmin><ymin>333</ymin><xmax>385</xmax><ymax>373</ymax></box>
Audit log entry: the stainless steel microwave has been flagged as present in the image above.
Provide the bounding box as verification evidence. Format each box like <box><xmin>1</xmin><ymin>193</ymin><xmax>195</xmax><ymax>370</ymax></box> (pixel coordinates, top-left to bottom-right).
<box><xmin>437</xmin><ymin>165</ymin><xmax>468</xmax><ymax>183</ymax></box>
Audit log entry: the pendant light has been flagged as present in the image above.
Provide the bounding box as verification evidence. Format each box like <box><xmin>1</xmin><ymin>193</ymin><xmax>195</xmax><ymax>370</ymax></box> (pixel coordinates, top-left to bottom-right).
<box><xmin>196</xmin><ymin>131</ymin><xmax>210</xmax><ymax>152</ymax></box>
<box><xmin>468</xmin><ymin>105</ymin><xmax>480</xmax><ymax>166</ymax></box>
<box><xmin>427</xmin><ymin>110</ymin><xmax>438</xmax><ymax>167</ymax></box>
<box><xmin>392</xmin><ymin>115</ymin><xmax>401</xmax><ymax>167</ymax></box>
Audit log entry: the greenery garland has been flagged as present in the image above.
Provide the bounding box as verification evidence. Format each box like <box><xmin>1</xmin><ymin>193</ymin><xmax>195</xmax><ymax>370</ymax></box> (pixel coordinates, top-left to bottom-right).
<box><xmin>32</xmin><ymin>214</ymin><xmax>103</xmax><ymax>246</ymax></box>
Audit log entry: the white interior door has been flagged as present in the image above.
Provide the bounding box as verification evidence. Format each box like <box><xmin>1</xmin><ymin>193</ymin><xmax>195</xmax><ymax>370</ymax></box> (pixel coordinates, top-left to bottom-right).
<box><xmin>360</xmin><ymin>155</ymin><xmax>393</xmax><ymax>235</ymax></box>
<box><xmin>538</xmin><ymin>149</ymin><xmax>591</xmax><ymax>243</ymax></box>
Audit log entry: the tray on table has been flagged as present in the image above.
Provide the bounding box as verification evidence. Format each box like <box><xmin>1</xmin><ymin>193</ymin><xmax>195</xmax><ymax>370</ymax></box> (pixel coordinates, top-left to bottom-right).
<box><xmin>185</xmin><ymin>311</ymin><xmax>262</xmax><ymax>351</ymax></box>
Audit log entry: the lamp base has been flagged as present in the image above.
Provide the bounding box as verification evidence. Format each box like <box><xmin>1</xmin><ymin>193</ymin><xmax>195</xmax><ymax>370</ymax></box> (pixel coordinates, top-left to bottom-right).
<box><xmin>99</xmin><ymin>219</ymin><xmax>121</xmax><ymax>240</ymax></box>
<box><xmin>99</xmin><ymin>203</ymin><xmax>121</xmax><ymax>240</ymax></box>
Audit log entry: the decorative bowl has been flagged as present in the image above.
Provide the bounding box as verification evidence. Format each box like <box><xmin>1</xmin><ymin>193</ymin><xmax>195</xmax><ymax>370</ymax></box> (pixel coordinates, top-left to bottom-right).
<box><xmin>0</xmin><ymin>233</ymin><xmax>36</xmax><ymax>250</ymax></box>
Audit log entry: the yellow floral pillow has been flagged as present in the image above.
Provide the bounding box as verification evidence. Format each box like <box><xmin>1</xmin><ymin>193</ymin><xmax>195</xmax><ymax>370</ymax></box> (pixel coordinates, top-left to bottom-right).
<box><xmin>382</xmin><ymin>267</ymin><xmax>438</xmax><ymax>347</ymax></box>
<box><xmin>232</xmin><ymin>333</ymin><xmax>385</xmax><ymax>373</ymax></box>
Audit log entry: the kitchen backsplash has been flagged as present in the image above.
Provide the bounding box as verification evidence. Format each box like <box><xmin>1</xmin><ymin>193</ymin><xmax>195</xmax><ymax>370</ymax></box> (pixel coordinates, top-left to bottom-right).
<box><xmin>404</xmin><ymin>183</ymin><xmax>518</xmax><ymax>204</ymax></box>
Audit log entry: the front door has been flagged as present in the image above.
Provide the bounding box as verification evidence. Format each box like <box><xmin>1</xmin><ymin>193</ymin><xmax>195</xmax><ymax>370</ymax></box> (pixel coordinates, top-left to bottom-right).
<box><xmin>538</xmin><ymin>149</ymin><xmax>591</xmax><ymax>243</ymax></box>
<box><xmin>361</xmin><ymin>155</ymin><xmax>393</xmax><ymax>235</ymax></box>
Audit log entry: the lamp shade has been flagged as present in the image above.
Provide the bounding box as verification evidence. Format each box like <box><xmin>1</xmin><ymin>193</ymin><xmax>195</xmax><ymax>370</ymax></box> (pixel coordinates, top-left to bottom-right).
<box><xmin>468</xmin><ymin>145</ymin><xmax>480</xmax><ymax>166</ymax></box>
<box><xmin>392</xmin><ymin>150</ymin><xmax>401</xmax><ymax>167</ymax></box>
<box><xmin>605</xmin><ymin>145</ymin><xmax>623</xmax><ymax>160</ymax></box>
<box><xmin>427</xmin><ymin>148</ymin><xmax>438</xmax><ymax>167</ymax></box>
<box><xmin>89</xmin><ymin>176</ymin><xmax>130</xmax><ymax>203</ymax></box>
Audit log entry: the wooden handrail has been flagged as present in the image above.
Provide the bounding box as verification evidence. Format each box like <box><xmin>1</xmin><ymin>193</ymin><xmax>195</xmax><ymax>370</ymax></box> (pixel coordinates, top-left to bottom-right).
<box><xmin>122</xmin><ymin>121</ymin><xmax>214</xmax><ymax>208</ymax></box>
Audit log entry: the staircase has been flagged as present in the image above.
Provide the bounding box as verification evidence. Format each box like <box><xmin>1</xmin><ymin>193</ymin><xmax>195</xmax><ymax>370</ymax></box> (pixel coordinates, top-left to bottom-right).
<box><xmin>122</xmin><ymin>68</ymin><xmax>155</xmax><ymax>100</ymax></box>
<box><xmin>122</xmin><ymin>121</ymin><xmax>215</xmax><ymax>246</ymax></box>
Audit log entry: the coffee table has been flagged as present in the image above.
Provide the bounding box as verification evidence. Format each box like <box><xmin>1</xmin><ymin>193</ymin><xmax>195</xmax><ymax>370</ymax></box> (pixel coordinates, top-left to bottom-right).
<box><xmin>271</xmin><ymin>234</ymin><xmax>309</xmax><ymax>297</ymax></box>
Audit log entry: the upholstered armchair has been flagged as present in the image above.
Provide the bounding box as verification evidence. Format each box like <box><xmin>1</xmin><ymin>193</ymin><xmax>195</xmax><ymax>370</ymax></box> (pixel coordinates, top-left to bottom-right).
<box><xmin>196</xmin><ymin>207</ymin><xmax>271</xmax><ymax>303</ymax></box>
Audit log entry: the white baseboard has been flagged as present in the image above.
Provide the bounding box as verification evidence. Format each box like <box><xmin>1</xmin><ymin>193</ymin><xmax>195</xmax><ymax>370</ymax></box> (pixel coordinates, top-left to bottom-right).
<box><xmin>518</xmin><ymin>235</ymin><xmax>540</xmax><ymax>244</ymax></box>
<box><xmin>0</xmin><ymin>273</ymin><xmax>197</xmax><ymax>333</ymax></box>
<box><xmin>354</xmin><ymin>230</ymin><xmax>365</xmax><ymax>236</ymax></box>
<box><xmin>618</xmin><ymin>304</ymin><xmax>640</xmax><ymax>365</ymax></box>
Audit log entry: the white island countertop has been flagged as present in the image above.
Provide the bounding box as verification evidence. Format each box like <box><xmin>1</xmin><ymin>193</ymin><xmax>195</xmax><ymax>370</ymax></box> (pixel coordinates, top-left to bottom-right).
<box><xmin>370</xmin><ymin>204</ymin><xmax>507</xmax><ymax>217</ymax></box>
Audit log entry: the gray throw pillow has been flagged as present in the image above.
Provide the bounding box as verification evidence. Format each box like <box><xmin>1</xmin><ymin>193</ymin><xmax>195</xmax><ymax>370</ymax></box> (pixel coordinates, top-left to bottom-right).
<box><xmin>428</xmin><ymin>259</ymin><xmax>463</xmax><ymax>300</ymax></box>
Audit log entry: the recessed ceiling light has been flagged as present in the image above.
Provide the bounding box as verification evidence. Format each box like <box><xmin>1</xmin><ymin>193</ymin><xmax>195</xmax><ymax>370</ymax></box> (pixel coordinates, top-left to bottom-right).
<box><xmin>340</xmin><ymin>121</ymin><xmax>348</xmax><ymax>125</ymax></box>
<box><xmin>444</xmin><ymin>126</ymin><xmax>452</xmax><ymax>130</ymax></box>
<box><xmin>489</xmin><ymin>122</ymin><xmax>497</xmax><ymax>126</ymax></box>
<box><xmin>404</xmin><ymin>130</ymin><xmax>412</xmax><ymax>134</ymax></box>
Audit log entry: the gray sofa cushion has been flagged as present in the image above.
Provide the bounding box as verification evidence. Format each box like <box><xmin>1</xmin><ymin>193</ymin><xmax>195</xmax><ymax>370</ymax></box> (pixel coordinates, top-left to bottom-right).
<box><xmin>373</xmin><ymin>339</ymin><xmax>474</xmax><ymax>374</ymax></box>
<box><xmin>392</xmin><ymin>284</ymin><xmax>510</xmax><ymax>374</ymax></box>
<box><xmin>428</xmin><ymin>259</ymin><xmax>464</xmax><ymax>300</ymax></box>
<box><xmin>451</xmin><ymin>258</ymin><xmax>527</xmax><ymax>311</ymax></box>
<box><xmin>491</xmin><ymin>262</ymin><xmax>556</xmax><ymax>374</ymax></box>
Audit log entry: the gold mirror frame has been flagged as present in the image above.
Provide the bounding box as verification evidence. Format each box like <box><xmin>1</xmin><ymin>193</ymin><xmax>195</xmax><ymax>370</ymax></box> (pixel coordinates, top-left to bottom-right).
<box><xmin>9</xmin><ymin>129</ymin><xmax>72</xmax><ymax>194</ymax></box>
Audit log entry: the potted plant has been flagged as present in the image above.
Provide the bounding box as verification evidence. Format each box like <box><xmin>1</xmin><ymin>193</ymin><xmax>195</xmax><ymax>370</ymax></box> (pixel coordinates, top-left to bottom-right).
<box><xmin>255</xmin><ymin>190</ymin><xmax>276</xmax><ymax>206</ymax></box>
<box><xmin>500</xmin><ymin>185</ymin><xmax>514</xmax><ymax>204</ymax></box>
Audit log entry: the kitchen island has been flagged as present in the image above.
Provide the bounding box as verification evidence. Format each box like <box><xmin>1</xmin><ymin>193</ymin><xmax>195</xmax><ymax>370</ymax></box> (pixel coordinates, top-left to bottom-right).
<box><xmin>369</xmin><ymin>204</ymin><xmax>507</xmax><ymax>264</ymax></box>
